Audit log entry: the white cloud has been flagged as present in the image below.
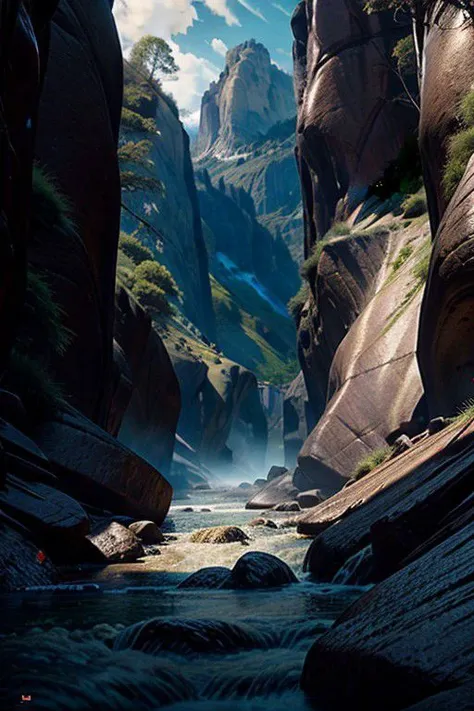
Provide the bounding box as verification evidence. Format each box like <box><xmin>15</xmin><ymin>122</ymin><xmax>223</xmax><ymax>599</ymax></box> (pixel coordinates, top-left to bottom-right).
<box><xmin>202</xmin><ymin>0</ymin><xmax>240</xmax><ymax>26</ymax></box>
<box><xmin>162</xmin><ymin>41</ymin><xmax>220</xmax><ymax>117</ymax></box>
<box><xmin>236</xmin><ymin>0</ymin><xmax>267</xmax><ymax>22</ymax></box>
<box><xmin>272</xmin><ymin>2</ymin><xmax>291</xmax><ymax>17</ymax></box>
<box><xmin>277</xmin><ymin>48</ymin><xmax>292</xmax><ymax>57</ymax></box>
<box><xmin>113</xmin><ymin>0</ymin><xmax>239</xmax><ymax>47</ymax></box>
<box><xmin>211</xmin><ymin>37</ymin><xmax>228</xmax><ymax>57</ymax></box>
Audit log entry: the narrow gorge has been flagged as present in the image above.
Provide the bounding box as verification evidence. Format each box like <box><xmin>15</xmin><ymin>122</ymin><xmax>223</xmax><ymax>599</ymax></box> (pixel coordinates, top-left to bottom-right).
<box><xmin>2</xmin><ymin>1</ymin><xmax>474</xmax><ymax>710</ymax></box>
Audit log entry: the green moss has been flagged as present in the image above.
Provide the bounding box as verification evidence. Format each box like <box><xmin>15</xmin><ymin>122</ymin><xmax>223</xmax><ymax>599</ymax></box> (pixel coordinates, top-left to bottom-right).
<box><xmin>413</xmin><ymin>251</ymin><xmax>430</xmax><ymax>284</ymax></box>
<box><xmin>354</xmin><ymin>446</ymin><xmax>393</xmax><ymax>481</ymax></box>
<box><xmin>392</xmin><ymin>245</ymin><xmax>413</xmax><ymax>273</ymax></box>
<box><xmin>134</xmin><ymin>260</ymin><xmax>181</xmax><ymax>298</ymax></box>
<box><xmin>119</xmin><ymin>232</ymin><xmax>154</xmax><ymax>264</ymax></box>
<box><xmin>443</xmin><ymin>127</ymin><xmax>474</xmax><ymax>201</ymax></box>
<box><xmin>31</xmin><ymin>166</ymin><xmax>73</xmax><ymax>233</ymax></box>
<box><xmin>287</xmin><ymin>283</ymin><xmax>309</xmax><ymax>320</ymax></box>
<box><xmin>460</xmin><ymin>90</ymin><xmax>474</xmax><ymax>127</ymax></box>
<box><xmin>325</xmin><ymin>222</ymin><xmax>350</xmax><ymax>238</ymax></box>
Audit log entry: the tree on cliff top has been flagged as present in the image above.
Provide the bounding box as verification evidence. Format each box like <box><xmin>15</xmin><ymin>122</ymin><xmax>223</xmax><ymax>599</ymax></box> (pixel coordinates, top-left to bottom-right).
<box><xmin>130</xmin><ymin>36</ymin><xmax>179</xmax><ymax>84</ymax></box>
<box><xmin>364</xmin><ymin>0</ymin><xmax>474</xmax><ymax>22</ymax></box>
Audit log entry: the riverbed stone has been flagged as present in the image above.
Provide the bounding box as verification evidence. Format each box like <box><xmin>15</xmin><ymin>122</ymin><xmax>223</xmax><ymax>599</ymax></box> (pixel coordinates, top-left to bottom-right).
<box><xmin>177</xmin><ymin>566</ymin><xmax>231</xmax><ymax>589</ymax></box>
<box><xmin>226</xmin><ymin>551</ymin><xmax>298</xmax><ymax>589</ymax></box>
<box><xmin>190</xmin><ymin>526</ymin><xmax>249</xmax><ymax>544</ymax></box>
<box><xmin>273</xmin><ymin>501</ymin><xmax>301</xmax><ymax>512</ymax></box>
<box><xmin>128</xmin><ymin>520</ymin><xmax>164</xmax><ymax>544</ymax></box>
<box><xmin>249</xmin><ymin>518</ymin><xmax>278</xmax><ymax>528</ymax></box>
<box><xmin>87</xmin><ymin>521</ymin><xmax>144</xmax><ymax>562</ymax></box>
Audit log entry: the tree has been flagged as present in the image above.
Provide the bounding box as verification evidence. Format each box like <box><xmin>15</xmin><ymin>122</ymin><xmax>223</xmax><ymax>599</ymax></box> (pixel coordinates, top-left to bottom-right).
<box><xmin>364</xmin><ymin>0</ymin><xmax>474</xmax><ymax>23</ymax></box>
<box><xmin>134</xmin><ymin>260</ymin><xmax>181</xmax><ymax>299</ymax></box>
<box><xmin>129</xmin><ymin>36</ymin><xmax>179</xmax><ymax>84</ymax></box>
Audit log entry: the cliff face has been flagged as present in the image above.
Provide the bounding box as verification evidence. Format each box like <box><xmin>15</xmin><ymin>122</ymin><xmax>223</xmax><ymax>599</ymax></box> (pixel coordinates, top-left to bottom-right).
<box><xmin>292</xmin><ymin>0</ymin><xmax>417</xmax><ymax>245</ymax></box>
<box><xmin>197</xmin><ymin>39</ymin><xmax>294</xmax><ymax>159</ymax></box>
<box><xmin>121</xmin><ymin>64</ymin><xmax>215</xmax><ymax>341</ymax></box>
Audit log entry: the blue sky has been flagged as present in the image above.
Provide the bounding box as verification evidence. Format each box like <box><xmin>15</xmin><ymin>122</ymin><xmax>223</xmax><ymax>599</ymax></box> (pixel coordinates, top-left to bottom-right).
<box><xmin>113</xmin><ymin>0</ymin><xmax>294</xmax><ymax>126</ymax></box>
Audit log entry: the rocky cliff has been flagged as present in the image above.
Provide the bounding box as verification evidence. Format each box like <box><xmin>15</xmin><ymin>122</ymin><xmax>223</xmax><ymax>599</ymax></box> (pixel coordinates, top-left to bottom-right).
<box><xmin>197</xmin><ymin>39</ymin><xmax>294</xmax><ymax>159</ymax></box>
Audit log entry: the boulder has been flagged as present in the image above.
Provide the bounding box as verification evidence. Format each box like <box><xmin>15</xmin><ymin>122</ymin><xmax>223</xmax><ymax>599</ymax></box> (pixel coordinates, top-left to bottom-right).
<box><xmin>34</xmin><ymin>0</ymin><xmax>123</xmax><ymax>425</ymax></box>
<box><xmin>177</xmin><ymin>566</ymin><xmax>231</xmax><ymax>589</ymax></box>
<box><xmin>248</xmin><ymin>518</ymin><xmax>278</xmax><ymax>529</ymax></box>
<box><xmin>226</xmin><ymin>552</ymin><xmax>298</xmax><ymax>589</ymax></box>
<box><xmin>267</xmin><ymin>465</ymin><xmax>288</xmax><ymax>482</ymax></box>
<box><xmin>283</xmin><ymin>373</ymin><xmax>314</xmax><ymax>469</ymax></box>
<box><xmin>0</xmin><ymin>520</ymin><xmax>57</xmax><ymax>592</ymax></box>
<box><xmin>301</xmin><ymin>519</ymin><xmax>474</xmax><ymax>710</ymax></box>
<box><xmin>428</xmin><ymin>417</ymin><xmax>447</xmax><ymax>436</ymax></box>
<box><xmin>190</xmin><ymin>526</ymin><xmax>249</xmax><ymax>544</ymax></box>
<box><xmin>253</xmin><ymin>478</ymin><xmax>267</xmax><ymax>488</ymax></box>
<box><xmin>297</xmin><ymin>489</ymin><xmax>324</xmax><ymax>509</ymax></box>
<box><xmin>273</xmin><ymin>501</ymin><xmax>301</xmax><ymax>512</ymax></box>
<box><xmin>391</xmin><ymin>434</ymin><xmax>413</xmax><ymax>457</ymax></box>
<box><xmin>33</xmin><ymin>408</ymin><xmax>172</xmax><ymax>524</ymax></box>
<box><xmin>246</xmin><ymin>467</ymin><xmax>312</xmax><ymax>509</ymax></box>
<box><xmin>128</xmin><ymin>521</ymin><xmax>164</xmax><ymax>545</ymax></box>
<box><xmin>87</xmin><ymin>521</ymin><xmax>144</xmax><ymax>563</ymax></box>
<box><xmin>238</xmin><ymin>482</ymin><xmax>253</xmax><ymax>490</ymax></box>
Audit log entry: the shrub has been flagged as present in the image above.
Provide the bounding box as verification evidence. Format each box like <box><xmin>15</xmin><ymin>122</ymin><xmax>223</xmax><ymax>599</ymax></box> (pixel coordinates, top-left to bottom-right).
<box><xmin>18</xmin><ymin>269</ymin><xmax>70</xmax><ymax>357</ymax></box>
<box><xmin>31</xmin><ymin>165</ymin><xmax>72</xmax><ymax>232</ymax></box>
<box><xmin>134</xmin><ymin>260</ymin><xmax>181</xmax><ymax>298</ymax></box>
<box><xmin>402</xmin><ymin>192</ymin><xmax>427</xmax><ymax>218</ymax></box>
<box><xmin>443</xmin><ymin>127</ymin><xmax>474</xmax><ymax>200</ymax></box>
<box><xmin>325</xmin><ymin>222</ymin><xmax>350</xmax><ymax>238</ymax></box>
<box><xmin>413</xmin><ymin>251</ymin><xmax>431</xmax><ymax>284</ymax></box>
<box><xmin>119</xmin><ymin>232</ymin><xmax>154</xmax><ymax>264</ymax></box>
<box><xmin>393</xmin><ymin>35</ymin><xmax>416</xmax><ymax>76</ymax></box>
<box><xmin>118</xmin><ymin>140</ymin><xmax>153</xmax><ymax>165</ymax></box>
<box><xmin>354</xmin><ymin>447</ymin><xmax>393</xmax><ymax>481</ymax></box>
<box><xmin>454</xmin><ymin>398</ymin><xmax>474</xmax><ymax>424</ymax></box>
<box><xmin>300</xmin><ymin>240</ymin><xmax>328</xmax><ymax>283</ymax></box>
<box><xmin>392</xmin><ymin>245</ymin><xmax>413</xmax><ymax>272</ymax></box>
<box><xmin>121</xmin><ymin>170</ymin><xmax>163</xmax><ymax>193</ymax></box>
<box><xmin>132</xmin><ymin>278</ymin><xmax>173</xmax><ymax>316</ymax></box>
<box><xmin>121</xmin><ymin>107</ymin><xmax>156</xmax><ymax>134</ymax></box>
<box><xmin>460</xmin><ymin>90</ymin><xmax>474</xmax><ymax>127</ymax></box>
<box><xmin>287</xmin><ymin>283</ymin><xmax>309</xmax><ymax>320</ymax></box>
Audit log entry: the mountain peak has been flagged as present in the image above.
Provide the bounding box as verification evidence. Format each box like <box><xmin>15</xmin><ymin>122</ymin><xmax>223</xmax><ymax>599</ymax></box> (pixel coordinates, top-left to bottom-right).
<box><xmin>197</xmin><ymin>40</ymin><xmax>294</xmax><ymax>159</ymax></box>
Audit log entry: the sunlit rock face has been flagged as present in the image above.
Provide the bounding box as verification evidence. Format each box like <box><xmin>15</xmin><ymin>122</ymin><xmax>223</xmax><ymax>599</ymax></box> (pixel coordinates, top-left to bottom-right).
<box><xmin>34</xmin><ymin>0</ymin><xmax>123</xmax><ymax>425</ymax></box>
<box><xmin>197</xmin><ymin>39</ymin><xmax>295</xmax><ymax>158</ymax></box>
<box><xmin>417</xmin><ymin>9</ymin><xmax>474</xmax><ymax>418</ymax></box>
<box><xmin>292</xmin><ymin>0</ymin><xmax>417</xmax><ymax>244</ymax></box>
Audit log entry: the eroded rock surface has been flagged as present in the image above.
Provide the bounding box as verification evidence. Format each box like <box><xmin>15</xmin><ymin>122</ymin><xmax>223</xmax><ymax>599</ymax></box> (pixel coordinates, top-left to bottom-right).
<box><xmin>190</xmin><ymin>526</ymin><xmax>249</xmax><ymax>544</ymax></box>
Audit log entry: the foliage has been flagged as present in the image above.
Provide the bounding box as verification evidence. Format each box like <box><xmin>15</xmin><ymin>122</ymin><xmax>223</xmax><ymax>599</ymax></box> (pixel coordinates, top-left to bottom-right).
<box><xmin>354</xmin><ymin>446</ymin><xmax>393</xmax><ymax>480</ymax></box>
<box><xmin>123</xmin><ymin>84</ymin><xmax>154</xmax><ymax>115</ymax></box>
<box><xmin>18</xmin><ymin>270</ymin><xmax>70</xmax><ymax>357</ymax></box>
<box><xmin>300</xmin><ymin>240</ymin><xmax>328</xmax><ymax>283</ymax></box>
<box><xmin>121</xmin><ymin>170</ymin><xmax>163</xmax><ymax>193</ymax></box>
<box><xmin>258</xmin><ymin>358</ymin><xmax>300</xmax><ymax>386</ymax></box>
<box><xmin>118</xmin><ymin>140</ymin><xmax>153</xmax><ymax>165</ymax></box>
<box><xmin>31</xmin><ymin>165</ymin><xmax>72</xmax><ymax>232</ymax></box>
<box><xmin>287</xmin><ymin>283</ymin><xmax>310</xmax><ymax>320</ymax></box>
<box><xmin>364</xmin><ymin>0</ymin><xmax>474</xmax><ymax>22</ymax></box>
<box><xmin>413</xmin><ymin>250</ymin><xmax>430</xmax><ymax>283</ymax></box>
<box><xmin>402</xmin><ymin>191</ymin><xmax>427</xmax><ymax>218</ymax></box>
<box><xmin>129</xmin><ymin>35</ymin><xmax>179</xmax><ymax>83</ymax></box>
<box><xmin>454</xmin><ymin>398</ymin><xmax>474</xmax><ymax>423</ymax></box>
<box><xmin>370</xmin><ymin>135</ymin><xmax>423</xmax><ymax>199</ymax></box>
<box><xmin>134</xmin><ymin>260</ymin><xmax>181</xmax><ymax>298</ymax></box>
<box><xmin>460</xmin><ymin>90</ymin><xmax>474</xmax><ymax>126</ymax></box>
<box><xmin>132</xmin><ymin>278</ymin><xmax>173</xmax><ymax>316</ymax></box>
<box><xmin>443</xmin><ymin>127</ymin><xmax>474</xmax><ymax>200</ymax></box>
<box><xmin>393</xmin><ymin>35</ymin><xmax>416</xmax><ymax>76</ymax></box>
<box><xmin>392</xmin><ymin>245</ymin><xmax>413</xmax><ymax>272</ymax></box>
<box><xmin>119</xmin><ymin>232</ymin><xmax>154</xmax><ymax>264</ymax></box>
<box><xmin>325</xmin><ymin>222</ymin><xmax>351</xmax><ymax>238</ymax></box>
<box><xmin>121</xmin><ymin>107</ymin><xmax>156</xmax><ymax>134</ymax></box>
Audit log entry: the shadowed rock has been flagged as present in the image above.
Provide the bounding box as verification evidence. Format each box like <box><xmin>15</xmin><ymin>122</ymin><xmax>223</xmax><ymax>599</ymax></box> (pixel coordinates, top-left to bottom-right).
<box><xmin>226</xmin><ymin>551</ymin><xmax>298</xmax><ymax>589</ymax></box>
<box><xmin>114</xmin><ymin>618</ymin><xmax>276</xmax><ymax>656</ymax></box>
<box><xmin>177</xmin><ymin>566</ymin><xmax>231</xmax><ymax>589</ymax></box>
<box><xmin>128</xmin><ymin>521</ymin><xmax>164</xmax><ymax>545</ymax></box>
<box><xmin>87</xmin><ymin>521</ymin><xmax>144</xmax><ymax>562</ymax></box>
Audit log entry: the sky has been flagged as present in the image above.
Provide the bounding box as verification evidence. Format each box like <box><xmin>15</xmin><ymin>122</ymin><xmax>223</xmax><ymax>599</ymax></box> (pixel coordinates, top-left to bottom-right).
<box><xmin>113</xmin><ymin>0</ymin><xmax>295</xmax><ymax>127</ymax></box>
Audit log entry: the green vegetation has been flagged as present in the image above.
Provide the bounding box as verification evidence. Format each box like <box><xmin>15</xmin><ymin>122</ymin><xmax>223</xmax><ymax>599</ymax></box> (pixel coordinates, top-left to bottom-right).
<box><xmin>391</xmin><ymin>245</ymin><xmax>413</xmax><ymax>272</ymax></box>
<box><xmin>7</xmin><ymin>349</ymin><xmax>64</xmax><ymax>421</ymax></box>
<box><xmin>402</xmin><ymin>191</ymin><xmax>427</xmax><ymax>218</ymax></box>
<box><xmin>412</xmin><ymin>249</ymin><xmax>431</xmax><ymax>283</ymax></box>
<box><xmin>454</xmin><ymin>398</ymin><xmax>474</xmax><ymax>424</ymax></box>
<box><xmin>393</xmin><ymin>35</ymin><xmax>416</xmax><ymax>76</ymax></box>
<box><xmin>370</xmin><ymin>135</ymin><xmax>422</xmax><ymax>199</ymax></box>
<box><xmin>288</xmin><ymin>283</ymin><xmax>310</xmax><ymax>320</ymax></box>
<box><xmin>300</xmin><ymin>240</ymin><xmax>328</xmax><ymax>283</ymax></box>
<box><xmin>132</xmin><ymin>279</ymin><xmax>173</xmax><ymax>316</ymax></box>
<box><xmin>134</xmin><ymin>260</ymin><xmax>181</xmax><ymax>299</ymax></box>
<box><xmin>118</xmin><ymin>140</ymin><xmax>153</xmax><ymax>165</ymax></box>
<box><xmin>121</xmin><ymin>107</ymin><xmax>156</xmax><ymax>134</ymax></box>
<box><xmin>258</xmin><ymin>358</ymin><xmax>300</xmax><ymax>386</ymax></box>
<box><xmin>31</xmin><ymin>166</ymin><xmax>72</xmax><ymax>232</ymax></box>
<box><xmin>443</xmin><ymin>126</ymin><xmax>474</xmax><ymax>200</ymax></box>
<box><xmin>120</xmin><ymin>171</ymin><xmax>163</xmax><ymax>192</ymax></box>
<box><xmin>119</xmin><ymin>232</ymin><xmax>154</xmax><ymax>264</ymax></box>
<box><xmin>354</xmin><ymin>446</ymin><xmax>393</xmax><ymax>481</ymax></box>
<box><xmin>325</xmin><ymin>222</ymin><xmax>351</xmax><ymax>238</ymax></box>
<box><xmin>129</xmin><ymin>35</ymin><xmax>179</xmax><ymax>83</ymax></box>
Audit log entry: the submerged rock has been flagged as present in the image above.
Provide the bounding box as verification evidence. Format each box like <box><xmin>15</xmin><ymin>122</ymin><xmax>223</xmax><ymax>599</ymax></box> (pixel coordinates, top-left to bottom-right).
<box><xmin>128</xmin><ymin>521</ymin><xmax>164</xmax><ymax>544</ymax></box>
<box><xmin>177</xmin><ymin>566</ymin><xmax>231</xmax><ymax>589</ymax></box>
<box><xmin>273</xmin><ymin>501</ymin><xmax>301</xmax><ymax>512</ymax></box>
<box><xmin>114</xmin><ymin>618</ymin><xmax>275</xmax><ymax>655</ymax></box>
<box><xmin>226</xmin><ymin>552</ymin><xmax>298</xmax><ymax>589</ymax></box>
<box><xmin>190</xmin><ymin>526</ymin><xmax>249</xmax><ymax>544</ymax></box>
<box><xmin>87</xmin><ymin>521</ymin><xmax>144</xmax><ymax>562</ymax></box>
<box><xmin>249</xmin><ymin>518</ymin><xmax>278</xmax><ymax>529</ymax></box>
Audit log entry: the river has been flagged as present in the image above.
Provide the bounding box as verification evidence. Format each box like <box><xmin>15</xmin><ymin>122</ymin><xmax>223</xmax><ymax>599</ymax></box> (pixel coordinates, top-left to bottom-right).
<box><xmin>1</xmin><ymin>489</ymin><xmax>368</xmax><ymax>710</ymax></box>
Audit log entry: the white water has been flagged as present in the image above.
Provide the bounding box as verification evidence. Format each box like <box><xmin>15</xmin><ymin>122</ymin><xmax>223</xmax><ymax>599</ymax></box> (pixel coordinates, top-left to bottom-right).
<box><xmin>0</xmin><ymin>489</ymin><xmax>368</xmax><ymax>710</ymax></box>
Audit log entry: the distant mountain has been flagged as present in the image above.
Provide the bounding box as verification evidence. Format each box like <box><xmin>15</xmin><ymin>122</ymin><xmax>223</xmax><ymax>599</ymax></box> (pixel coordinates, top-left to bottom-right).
<box><xmin>196</xmin><ymin>39</ymin><xmax>295</xmax><ymax>159</ymax></box>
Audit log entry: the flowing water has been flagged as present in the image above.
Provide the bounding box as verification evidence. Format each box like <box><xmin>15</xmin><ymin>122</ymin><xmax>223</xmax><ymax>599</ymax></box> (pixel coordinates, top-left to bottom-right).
<box><xmin>0</xmin><ymin>490</ymin><xmax>368</xmax><ymax>710</ymax></box>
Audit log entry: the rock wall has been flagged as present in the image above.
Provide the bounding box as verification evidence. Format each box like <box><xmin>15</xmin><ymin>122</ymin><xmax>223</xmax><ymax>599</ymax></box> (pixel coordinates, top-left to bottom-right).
<box><xmin>292</xmin><ymin>0</ymin><xmax>417</xmax><ymax>243</ymax></box>
<box><xmin>34</xmin><ymin>0</ymin><xmax>123</xmax><ymax>425</ymax></box>
<box><xmin>197</xmin><ymin>39</ymin><xmax>295</xmax><ymax>159</ymax></box>
<box><xmin>121</xmin><ymin>64</ymin><xmax>215</xmax><ymax>341</ymax></box>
